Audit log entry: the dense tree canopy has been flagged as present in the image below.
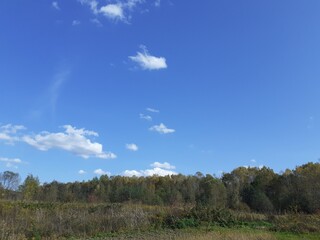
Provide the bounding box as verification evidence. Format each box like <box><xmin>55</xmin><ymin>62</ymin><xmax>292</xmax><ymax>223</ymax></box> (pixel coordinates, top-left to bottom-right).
<box><xmin>1</xmin><ymin>162</ymin><xmax>319</xmax><ymax>214</ymax></box>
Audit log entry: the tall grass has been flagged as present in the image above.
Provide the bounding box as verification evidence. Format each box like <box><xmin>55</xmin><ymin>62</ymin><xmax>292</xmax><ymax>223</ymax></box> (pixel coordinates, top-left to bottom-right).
<box><xmin>0</xmin><ymin>200</ymin><xmax>320</xmax><ymax>239</ymax></box>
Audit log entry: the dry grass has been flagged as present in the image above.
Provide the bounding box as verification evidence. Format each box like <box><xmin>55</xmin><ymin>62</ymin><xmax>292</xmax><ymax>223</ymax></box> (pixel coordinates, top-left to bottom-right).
<box><xmin>84</xmin><ymin>228</ymin><xmax>276</xmax><ymax>240</ymax></box>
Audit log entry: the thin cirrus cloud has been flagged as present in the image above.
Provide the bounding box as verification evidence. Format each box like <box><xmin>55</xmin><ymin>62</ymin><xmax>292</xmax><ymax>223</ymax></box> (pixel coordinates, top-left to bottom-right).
<box><xmin>146</xmin><ymin>107</ymin><xmax>159</xmax><ymax>113</ymax></box>
<box><xmin>126</xmin><ymin>143</ymin><xmax>138</xmax><ymax>151</ymax></box>
<box><xmin>123</xmin><ymin>162</ymin><xmax>177</xmax><ymax>177</ymax></box>
<box><xmin>129</xmin><ymin>46</ymin><xmax>167</xmax><ymax>70</ymax></box>
<box><xmin>21</xmin><ymin>125</ymin><xmax>116</xmax><ymax>159</ymax></box>
<box><xmin>139</xmin><ymin>113</ymin><xmax>152</xmax><ymax>121</ymax></box>
<box><xmin>149</xmin><ymin>123</ymin><xmax>175</xmax><ymax>134</ymax></box>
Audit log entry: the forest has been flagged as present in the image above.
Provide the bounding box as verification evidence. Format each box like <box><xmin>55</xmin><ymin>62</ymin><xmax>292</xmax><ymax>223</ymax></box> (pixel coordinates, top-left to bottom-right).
<box><xmin>1</xmin><ymin>162</ymin><xmax>320</xmax><ymax>239</ymax></box>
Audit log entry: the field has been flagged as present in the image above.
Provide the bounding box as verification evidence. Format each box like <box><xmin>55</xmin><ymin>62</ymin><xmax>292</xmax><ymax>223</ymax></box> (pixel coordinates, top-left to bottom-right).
<box><xmin>84</xmin><ymin>228</ymin><xmax>320</xmax><ymax>240</ymax></box>
<box><xmin>1</xmin><ymin>201</ymin><xmax>320</xmax><ymax>240</ymax></box>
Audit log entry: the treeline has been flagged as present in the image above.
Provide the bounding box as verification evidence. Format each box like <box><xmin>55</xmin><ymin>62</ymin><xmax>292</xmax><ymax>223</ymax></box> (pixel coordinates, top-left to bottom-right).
<box><xmin>1</xmin><ymin>162</ymin><xmax>320</xmax><ymax>214</ymax></box>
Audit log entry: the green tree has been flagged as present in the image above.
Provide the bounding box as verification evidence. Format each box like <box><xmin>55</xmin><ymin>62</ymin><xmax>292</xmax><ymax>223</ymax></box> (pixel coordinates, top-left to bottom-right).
<box><xmin>21</xmin><ymin>174</ymin><xmax>40</xmax><ymax>201</ymax></box>
<box><xmin>197</xmin><ymin>174</ymin><xmax>227</xmax><ymax>208</ymax></box>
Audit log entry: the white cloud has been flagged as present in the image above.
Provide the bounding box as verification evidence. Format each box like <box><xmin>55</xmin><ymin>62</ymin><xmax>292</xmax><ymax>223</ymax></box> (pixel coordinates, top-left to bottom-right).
<box><xmin>1</xmin><ymin>124</ymin><xmax>26</xmax><ymax>134</ymax></box>
<box><xmin>129</xmin><ymin>46</ymin><xmax>167</xmax><ymax>70</ymax></box>
<box><xmin>151</xmin><ymin>161</ymin><xmax>175</xmax><ymax>170</ymax></box>
<box><xmin>78</xmin><ymin>170</ymin><xmax>86</xmax><ymax>174</ymax></box>
<box><xmin>251</xmin><ymin>159</ymin><xmax>256</xmax><ymax>163</ymax></box>
<box><xmin>123</xmin><ymin>170</ymin><xmax>143</xmax><ymax>177</ymax></box>
<box><xmin>123</xmin><ymin>162</ymin><xmax>177</xmax><ymax>177</ymax></box>
<box><xmin>0</xmin><ymin>124</ymin><xmax>25</xmax><ymax>144</ymax></box>
<box><xmin>142</xmin><ymin>167</ymin><xmax>176</xmax><ymax>176</ymax></box>
<box><xmin>126</xmin><ymin>143</ymin><xmax>138</xmax><ymax>151</ymax></box>
<box><xmin>94</xmin><ymin>169</ymin><xmax>111</xmax><ymax>175</ymax></box>
<box><xmin>139</xmin><ymin>113</ymin><xmax>152</xmax><ymax>121</ymax></box>
<box><xmin>0</xmin><ymin>157</ymin><xmax>23</xmax><ymax>169</ymax></box>
<box><xmin>79</xmin><ymin>0</ymin><xmax>162</xmax><ymax>24</ymax></box>
<box><xmin>21</xmin><ymin>125</ymin><xmax>116</xmax><ymax>159</ymax></box>
<box><xmin>0</xmin><ymin>133</ymin><xmax>15</xmax><ymax>142</ymax></box>
<box><xmin>146</xmin><ymin>107</ymin><xmax>159</xmax><ymax>113</ymax></box>
<box><xmin>0</xmin><ymin>157</ymin><xmax>22</xmax><ymax>164</ymax></box>
<box><xmin>52</xmin><ymin>1</ymin><xmax>60</xmax><ymax>10</ymax></box>
<box><xmin>100</xmin><ymin>4</ymin><xmax>124</xmax><ymax>20</ymax></box>
<box><xmin>124</xmin><ymin>167</ymin><xmax>177</xmax><ymax>177</ymax></box>
<box><xmin>72</xmin><ymin>20</ymin><xmax>81</xmax><ymax>26</ymax></box>
<box><xmin>149</xmin><ymin>123</ymin><xmax>175</xmax><ymax>134</ymax></box>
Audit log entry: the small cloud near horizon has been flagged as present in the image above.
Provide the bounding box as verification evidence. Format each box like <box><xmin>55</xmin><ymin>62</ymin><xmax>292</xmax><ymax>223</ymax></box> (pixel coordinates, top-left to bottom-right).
<box><xmin>123</xmin><ymin>161</ymin><xmax>177</xmax><ymax>177</ymax></box>
<box><xmin>94</xmin><ymin>168</ymin><xmax>111</xmax><ymax>175</ymax></box>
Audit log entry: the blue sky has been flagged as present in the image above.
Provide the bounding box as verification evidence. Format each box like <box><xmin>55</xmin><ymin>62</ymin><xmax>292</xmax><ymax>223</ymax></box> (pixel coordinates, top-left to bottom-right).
<box><xmin>1</xmin><ymin>0</ymin><xmax>320</xmax><ymax>183</ymax></box>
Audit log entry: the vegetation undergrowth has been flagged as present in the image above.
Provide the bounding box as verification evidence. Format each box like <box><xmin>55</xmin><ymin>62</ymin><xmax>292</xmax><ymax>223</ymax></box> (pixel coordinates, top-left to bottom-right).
<box><xmin>0</xmin><ymin>162</ymin><xmax>320</xmax><ymax>239</ymax></box>
<box><xmin>0</xmin><ymin>201</ymin><xmax>320</xmax><ymax>239</ymax></box>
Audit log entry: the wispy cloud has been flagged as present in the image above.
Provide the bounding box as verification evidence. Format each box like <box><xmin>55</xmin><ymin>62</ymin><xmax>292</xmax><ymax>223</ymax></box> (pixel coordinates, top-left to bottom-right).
<box><xmin>149</xmin><ymin>123</ymin><xmax>175</xmax><ymax>134</ymax></box>
<box><xmin>1</xmin><ymin>124</ymin><xmax>26</xmax><ymax>134</ymax></box>
<box><xmin>146</xmin><ymin>107</ymin><xmax>159</xmax><ymax>113</ymax></box>
<box><xmin>72</xmin><ymin>20</ymin><xmax>81</xmax><ymax>26</ymax></box>
<box><xmin>0</xmin><ymin>157</ymin><xmax>23</xmax><ymax>169</ymax></box>
<box><xmin>79</xmin><ymin>0</ymin><xmax>99</xmax><ymax>14</ymax></box>
<box><xmin>78</xmin><ymin>170</ymin><xmax>87</xmax><ymax>174</ymax></box>
<box><xmin>52</xmin><ymin>1</ymin><xmax>60</xmax><ymax>10</ymax></box>
<box><xmin>126</xmin><ymin>143</ymin><xmax>138</xmax><ymax>151</ymax></box>
<box><xmin>125</xmin><ymin>0</ymin><xmax>144</xmax><ymax>9</ymax></box>
<box><xmin>0</xmin><ymin>124</ymin><xmax>26</xmax><ymax>144</ymax></box>
<box><xmin>50</xmin><ymin>70</ymin><xmax>70</xmax><ymax>116</ymax></box>
<box><xmin>91</xmin><ymin>18</ymin><xmax>103</xmax><ymax>27</ymax></box>
<box><xmin>21</xmin><ymin>125</ymin><xmax>116</xmax><ymax>159</ymax></box>
<box><xmin>94</xmin><ymin>168</ymin><xmax>111</xmax><ymax>175</ymax></box>
<box><xmin>139</xmin><ymin>113</ymin><xmax>152</xmax><ymax>121</ymax></box>
<box><xmin>0</xmin><ymin>157</ymin><xmax>22</xmax><ymax>164</ymax></box>
<box><xmin>123</xmin><ymin>161</ymin><xmax>177</xmax><ymax>177</ymax></box>
<box><xmin>154</xmin><ymin>0</ymin><xmax>161</xmax><ymax>7</ymax></box>
<box><xmin>129</xmin><ymin>45</ymin><xmax>167</xmax><ymax>70</ymax></box>
<box><xmin>29</xmin><ymin>69</ymin><xmax>71</xmax><ymax>121</ymax></box>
